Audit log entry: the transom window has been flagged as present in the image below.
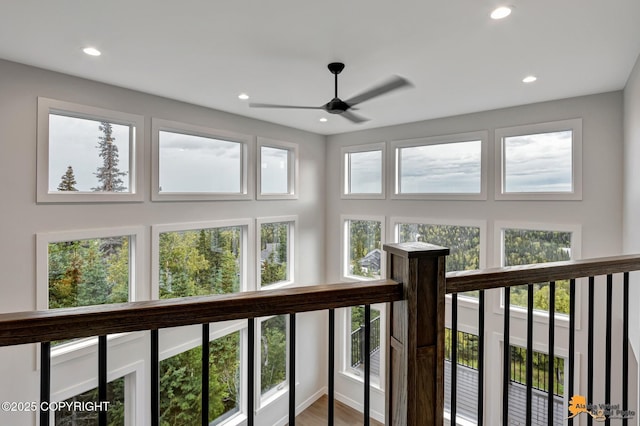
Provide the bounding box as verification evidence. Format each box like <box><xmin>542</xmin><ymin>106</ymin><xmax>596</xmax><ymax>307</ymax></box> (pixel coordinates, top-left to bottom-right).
<box><xmin>258</xmin><ymin>138</ymin><xmax>298</xmax><ymax>199</ymax></box>
<box><xmin>495</xmin><ymin>119</ymin><xmax>582</xmax><ymax>200</ymax></box>
<box><xmin>341</xmin><ymin>143</ymin><xmax>385</xmax><ymax>199</ymax></box>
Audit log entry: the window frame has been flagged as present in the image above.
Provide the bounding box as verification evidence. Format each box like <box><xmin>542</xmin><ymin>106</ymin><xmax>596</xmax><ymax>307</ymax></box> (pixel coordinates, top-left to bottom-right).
<box><xmin>151</xmin><ymin>219</ymin><xmax>254</xmax><ymax>299</ymax></box>
<box><xmin>36</xmin><ymin>226</ymin><xmax>146</xmax><ymax>311</ymax></box>
<box><xmin>341</xmin><ymin>142</ymin><xmax>386</xmax><ymax>200</ymax></box>
<box><xmin>37</xmin><ymin>97</ymin><xmax>145</xmax><ymax>203</ymax></box>
<box><xmin>254</xmin><ymin>314</ymin><xmax>292</xmax><ymax>409</ymax></box>
<box><xmin>151</xmin><ymin>118</ymin><xmax>255</xmax><ymax>201</ymax></box>
<box><xmin>340</xmin><ymin>215</ymin><xmax>386</xmax><ymax>282</ymax></box>
<box><xmin>494</xmin><ymin>118</ymin><xmax>583</xmax><ymax>200</ymax></box>
<box><xmin>391</xmin><ymin>131</ymin><xmax>488</xmax><ymax>200</ymax></box>
<box><xmin>257</xmin><ymin>138</ymin><xmax>299</xmax><ymax>200</ymax></box>
<box><xmin>256</xmin><ymin>216</ymin><xmax>297</xmax><ymax>290</ymax></box>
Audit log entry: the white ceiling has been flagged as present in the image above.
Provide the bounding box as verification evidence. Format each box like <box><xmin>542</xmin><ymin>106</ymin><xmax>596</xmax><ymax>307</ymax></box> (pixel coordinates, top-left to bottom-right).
<box><xmin>1</xmin><ymin>0</ymin><xmax>639</xmax><ymax>135</ymax></box>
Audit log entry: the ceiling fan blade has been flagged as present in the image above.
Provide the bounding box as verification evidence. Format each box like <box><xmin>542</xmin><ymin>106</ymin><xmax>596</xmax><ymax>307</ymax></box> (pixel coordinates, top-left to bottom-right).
<box><xmin>340</xmin><ymin>110</ymin><xmax>369</xmax><ymax>124</ymax></box>
<box><xmin>344</xmin><ymin>75</ymin><xmax>412</xmax><ymax>106</ymax></box>
<box><xmin>249</xmin><ymin>102</ymin><xmax>322</xmax><ymax>110</ymax></box>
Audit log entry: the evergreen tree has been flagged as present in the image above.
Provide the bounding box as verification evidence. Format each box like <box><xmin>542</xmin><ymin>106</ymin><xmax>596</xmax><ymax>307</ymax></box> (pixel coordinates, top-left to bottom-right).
<box><xmin>57</xmin><ymin>165</ymin><xmax>78</xmax><ymax>191</ymax></box>
<box><xmin>93</xmin><ymin>122</ymin><xmax>127</xmax><ymax>192</ymax></box>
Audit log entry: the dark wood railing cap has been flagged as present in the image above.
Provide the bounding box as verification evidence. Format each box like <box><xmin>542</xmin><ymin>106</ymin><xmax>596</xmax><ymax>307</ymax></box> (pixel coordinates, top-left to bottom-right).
<box><xmin>383</xmin><ymin>242</ymin><xmax>450</xmax><ymax>258</ymax></box>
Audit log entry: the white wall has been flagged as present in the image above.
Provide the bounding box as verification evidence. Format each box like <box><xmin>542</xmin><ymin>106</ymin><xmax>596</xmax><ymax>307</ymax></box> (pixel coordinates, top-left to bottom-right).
<box><xmin>325</xmin><ymin>92</ymin><xmax>626</xmax><ymax>422</ymax></box>
<box><xmin>623</xmin><ymin>52</ymin><xmax>640</xmax><ymax>408</ymax></box>
<box><xmin>0</xmin><ymin>59</ymin><xmax>326</xmax><ymax>425</ymax></box>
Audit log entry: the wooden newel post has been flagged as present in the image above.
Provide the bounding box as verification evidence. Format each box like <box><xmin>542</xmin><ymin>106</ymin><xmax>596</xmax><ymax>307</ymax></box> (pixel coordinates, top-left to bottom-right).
<box><xmin>384</xmin><ymin>242</ymin><xmax>449</xmax><ymax>426</ymax></box>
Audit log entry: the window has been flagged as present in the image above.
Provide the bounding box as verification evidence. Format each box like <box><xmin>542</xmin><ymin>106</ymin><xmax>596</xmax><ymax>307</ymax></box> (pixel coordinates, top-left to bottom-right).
<box><xmin>348</xmin><ymin>306</ymin><xmax>381</xmax><ymax>380</ymax></box>
<box><xmin>160</xmin><ymin>330</ymin><xmax>242</xmax><ymax>425</ymax></box>
<box><xmin>54</xmin><ymin>377</ymin><xmax>125</xmax><ymax>425</ymax></box>
<box><xmin>257</xmin><ymin>138</ymin><xmax>298</xmax><ymax>199</ymax></box>
<box><xmin>37</xmin><ymin>227</ymin><xmax>144</xmax><ymax>311</ymax></box>
<box><xmin>392</xmin><ymin>131</ymin><xmax>487</xmax><ymax>200</ymax></box>
<box><xmin>342</xmin><ymin>216</ymin><xmax>384</xmax><ymax>280</ymax></box>
<box><xmin>394</xmin><ymin>219</ymin><xmax>484</xmax><ymax>298</ymax></box>
<box><xmin>259</xmin><ymin>315</ymin><xmax>288</xmax><ymax>400</ymax></box>
<box><xmin>341</xmin><ymin>143</ymin><xmax>386</xmax><ymax>199</ymax></box>
<box><xmin>37</xmin><ymin>98</ymin><xmax>144</xmax><ymax>202</ymax></box>
<box><xmin>497</xmin><ymin>222</ymin><xmax>581</xmax><ymax>315</ymax></box>
<box><xmin>258</xmin><ymin>217</ymin><xmax>296</xmax><ymax>288</ymax></box>
<box><xmin>152</xmin><ymin>119</ymin><xmax>253</xmax><ymax>201</ymax></box>
<box><xmin>152</xmin><ymin>220</ymin><xmax>250</xmax><ymax>299</ymax></box>
<box><xmin>495</xmin><ymin>119</ymin><xmax>582</xmax><ymax>200</ymax></box>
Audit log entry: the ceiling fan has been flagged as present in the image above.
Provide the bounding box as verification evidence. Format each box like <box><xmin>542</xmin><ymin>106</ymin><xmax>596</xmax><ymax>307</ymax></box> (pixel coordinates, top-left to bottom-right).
<box><xmin>249</xmin><ymin>62</ymin><xmax>412</xmax><ymax>123</ymax></box>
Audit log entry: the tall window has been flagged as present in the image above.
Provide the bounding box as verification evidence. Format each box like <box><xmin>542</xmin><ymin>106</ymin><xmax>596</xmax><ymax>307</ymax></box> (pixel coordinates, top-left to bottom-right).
<box><xmin>258</xmin><ymin>138</ymin><xmax>298</xmax><ymax>199</ymax></box>
<box><xmin>342</xmin><ymin>143</ymin><xmax>385</xmax><ymax>199</ymax></box>
<box><xmin>152</xmin><ymin>119</ymin><xmax>253</xmax><ymax>201</ymax></box>
<box><xmin>37</xmin><ymin>98</ymin><xmax>144</xmax><ymax>202</ymax></box>
<box><xmin>160</xmin><ymin>331</ymin><xmax>241</xmax><ymax>425</ymax></box>
<box><xmin>155</xmin><ymin>222</ymin><xmax>247</xmax><ymax>299</ymax></box>
<box><xmin>55</xmin><ymin>377</ymin><xmax>125</xmax><ymax>425</ymax></box>
<box><xmin>392</xmin><ymin>132</ymin><xmax>487</xmax><ymax>200</ymax></box>
<box><xmin>260</xmin><ymin>315</ymin><xmax>288</xmax><ymax>400</ymax></box>
<box><xmin>343</xmin><ymin>217</ymin><xmax>384</xmax><ymax>280</ymax></box>
<box><xmin>258</xmin><ymin>218</ymin><xmax>295</xmax><ymax>288</ymax></box>
<box><xmin>495</xmin><ymin>119</ymin><xmax>582</xmax><ymax>200</ymax></box>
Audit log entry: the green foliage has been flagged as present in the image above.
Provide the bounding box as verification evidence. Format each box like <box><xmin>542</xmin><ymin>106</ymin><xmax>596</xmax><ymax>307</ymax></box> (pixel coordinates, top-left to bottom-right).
<box><xmin>261</xmin><ymin>316</ymin><xmax>287</xmax><ymax>394</ymax></box>
<box><xmin>55</xmin><ymin>377</ymin><xmax>125</xmax><ymax>426</ymax></box>
<box><xmin>57</xmin><ymin>165</ymin><xmax>78</xmax><ymax>191</ymax></box>
<box><xmin>92</xmin><ymin>121</ymin><xmax>127</xmax><ymax>192</ymax></box>
<box><xmin>260</xmin><ymin>223</ymin><xmax>288</xmax><ymax>286</ymax></box>
<box><xmin>348</xmin><ymin>220</ymin><xmax>381</xmax><ymax>278</ymax></box>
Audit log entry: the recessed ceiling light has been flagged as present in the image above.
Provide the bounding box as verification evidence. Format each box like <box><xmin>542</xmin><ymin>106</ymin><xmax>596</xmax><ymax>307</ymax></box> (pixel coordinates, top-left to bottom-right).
<box><xmin>82</xmin><ymin>47</ymin><xmax>101</xmax><ymax>56</ymax></box>
<box><xmin>319</xmin><ymin>117</ymin><xmax>328</xmax><ymax>122</ymax></box>
<box><xmin>490</xmin><ymin>6</ymin><xmax>512</xmax><ymax>19</ymax></box>
<box><xmin>522</xmin><ymin>75</ymin><xmax>537</xmax><ymax>83</ymax></box>
<box><xmin>238</xmin><ymin>93</ymin><xmax>249</xmax><ymax>100</ymax></box>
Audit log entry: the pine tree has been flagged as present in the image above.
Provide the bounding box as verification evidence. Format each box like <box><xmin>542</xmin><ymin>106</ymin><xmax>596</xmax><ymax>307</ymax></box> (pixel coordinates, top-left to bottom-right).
<box><xmin>57</xmin><ymin>165</ymin><xmax>78</xmax><ymax>191</ymax></box>
<box><xmin>93</xmin><ymin>122</ymin><xmax>127</xmax><ymax>192</ymax></box>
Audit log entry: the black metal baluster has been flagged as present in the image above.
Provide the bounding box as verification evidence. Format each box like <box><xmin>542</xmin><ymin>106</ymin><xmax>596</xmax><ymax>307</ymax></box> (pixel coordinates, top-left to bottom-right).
<box><xmin>40</xmin><ymin>341</ymin><xmax>51</xmax><ymax>426</ymax></box>
<box><xmin>568</xmin><ymin>279</ymin><xmax>576</xmax><ymax>426</ymax></box>
<box><xmin>548</xmin><ymin>282</ymin><xmax>555</xmax><ymax>426</ymax></box>
<box><xmin>588</xmin><ymin>277</ymin><xmax>594</xmax><ymax>426</ymax></box>
<box><xmin>364</xmin><ymin>305</ymin><xmax>371</xmax><ymax>426</ymax></box>
<box><xmin>605</xmin><ymin>274</ymin><xmax>613</xmax><ymax>426</ymax></box>
<box><xmin>503</xmin><ymin>287</ymin><xmax>510</xmax><ymax>426</ymax></box>
<box><xmin>526</xmin><ymin>284</ymin><xmax>533</xmax><ymax>426</ymax></box>
<box><xmin>328</xmin><ymin>309</ymin><xmax>335</xmax><ymax>425</ymax></box>
<box><xmin>451</xmin><ymin>294</ymin><xmax>458</xmax><ymax>425</ymax></box>
<box><xmin>202</xmin><ymin>324</ymin><xmax>209</xmax><ymax>426</ymax></box>
<box><xmin>623</xmin><ymin>272</ymin><xmax>629</xmax><ymax>426</ymax></box>
<box><xmin>98</xmin><ymin>335</ymin><xmax>107</xmax><ymax>426</ymax></box>
<box><xmin>289</xmin><ymin>313</ymin><xmax>296</xmax><ymax>425</ymax></box>
<box><xmin>247</xmin><ymin>319</ymin><xmax>255</xmax><ymax>426</ymax></box>
<box><xmin>478</xmin><ymin>290</ymin><xmax>485</xmax><ymax>426</ymax></box>
<box><xmin>151</xmin><ymin>329</ymin><xmax>160</xmax><ymax>426</ymax></box>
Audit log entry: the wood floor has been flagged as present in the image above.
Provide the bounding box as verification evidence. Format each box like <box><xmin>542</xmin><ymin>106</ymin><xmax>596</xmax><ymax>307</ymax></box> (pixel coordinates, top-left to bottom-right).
<box><xmin>292</xmin><ymin>395</ymin><xmax>384</xmax><ymax>426</ymax></box>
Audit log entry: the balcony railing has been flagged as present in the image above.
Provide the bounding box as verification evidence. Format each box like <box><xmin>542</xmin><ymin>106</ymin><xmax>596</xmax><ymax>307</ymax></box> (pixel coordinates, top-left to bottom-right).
<box><xmin>1</xmin><ymin>244</ymin><xmax>639</xmax><ymax>425</ymax></box>
<box><xmin>351</xmin><ymin>315</ymin><xmax>381</xmax><ymax>369</ymax></box>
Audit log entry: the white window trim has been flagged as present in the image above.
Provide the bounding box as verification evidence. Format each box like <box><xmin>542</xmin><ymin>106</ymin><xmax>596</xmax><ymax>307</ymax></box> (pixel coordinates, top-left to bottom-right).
<box><xmin>36</xmin><ymin>226</ymin><xmax>147</xmax><ymax>310</ymax></box>
<box><xmin>151</xmin><ymin>118</ymin><xmax>255</xmax><ymax>201</ymax></box>
<box><xmin>340</xmin><ymin>214</ymin><xmax>386</xmax><ymax>282</ymax></box>
<box><xmin>493</xmin><ymin>220</ymin><xmax>583</xmax><ymax>328</ymax></box>
<box><xmin>151</xmin><ymin>219</ymin><xmax>254</xmax><ymax>298</ymax></box>
<box><xmin>256</xmin><ymin>216</ymin><xmax>297</xmax><ymax>290</ymax></box>
<box><xmin>37</xmin><ymin>98</ymin><xmax>145</xmax><ymax>203</ymax></box>
<box><xmin>341</xmin><ymin>142</ymin><xmax>387</xmax><ymax>200</ymax></box>
<box><xmin>494</xmin><ymin>118</ymin><xmax>583</xmax><ymax>200</ymax></box>
<box><xmin>257</xmin><ymin>138</ymin><xmax>299</xmax><ymax>200</ymax></box>
<box><xmin>391</xmin><ymin>131</ymin><xmax>488</xmax><ymax>200</ymax></box>
<box><xmin>255</xmin><ymin>315</ymin><xmax>292</xmax><ymax>410</ymax></box>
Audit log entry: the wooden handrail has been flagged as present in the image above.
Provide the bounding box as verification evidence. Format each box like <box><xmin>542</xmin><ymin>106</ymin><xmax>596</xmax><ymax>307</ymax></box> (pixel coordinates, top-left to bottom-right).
<box><xmin>445</xmin><ymin>254</ymin><xmax>640</xmax><ymax>294</ymax></box>
<box><xmin>0</xmin><ymin>279</ymin><xmax>402</xmax><ymax>347</ymax></box>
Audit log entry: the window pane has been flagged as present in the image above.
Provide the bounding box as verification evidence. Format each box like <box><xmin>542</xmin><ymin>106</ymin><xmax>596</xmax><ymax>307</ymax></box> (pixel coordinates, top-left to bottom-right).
<box><xmin>261</xmin><ymin>146</ymin><xmax>289</xmax><ymax>194</ymax></box>
<box><xmin>159</xmin><ymin>227</ymin><xmax>242</xmax><ymax>299</ymax></box>
<box><xmin>347</xmin><ymin>220</ymin><xmax>382</xmax><ymax>279</ymax></box>
<box><xmin>55</xmin><ymin>377</ymin><xmax>125</xmax><ymax>425</ymax></box>
<box><xmin>348</xmin><ymin>150</ymin><xmax>382</xmax><ymax>194</ymax></box>
<box><xmin>261</xmin><ymin>315</ymin><xmax>287</xmax><ymax>395</ymax></box>
<box><xmin>49</xmin><ymin>114</ymin><xmax>131</xmax><ymax>193</ymax></box>
<box><xmin>503</xmin><ymin>130</ymin><xmax>572</xmax><ymax>193</ymax></box>
<box><xmin>349</xmin><ymin>306</ymin><xmax>381</xmax><ymax>378</ymax></box>
<box><xmin>260</xmin><ymin>222</ymin><xmax>290</xmax><ymax>287</ymax></box>
<box><xmin>48</xmin><ymin>236</ymin><xmax>130</xmax><ymax>309</ymax></box>
<box><xmin>399</xmin><ymin>141</ymin><xmax>481</xmax><ymax>193</ymax></box>
<box><xmin>159</xmin><ymin>130</ymin><xmax>241</xmax><ymax>193</ymax></box>
<box><xmin>503</xmin><ymin>229</ymin><xmax>572</xmax><ymax>314</ymax></box>
<box><xmin>160</xmin><ymin>332</ymin><xmax>241</xmax><ymax>425</ymax></box>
